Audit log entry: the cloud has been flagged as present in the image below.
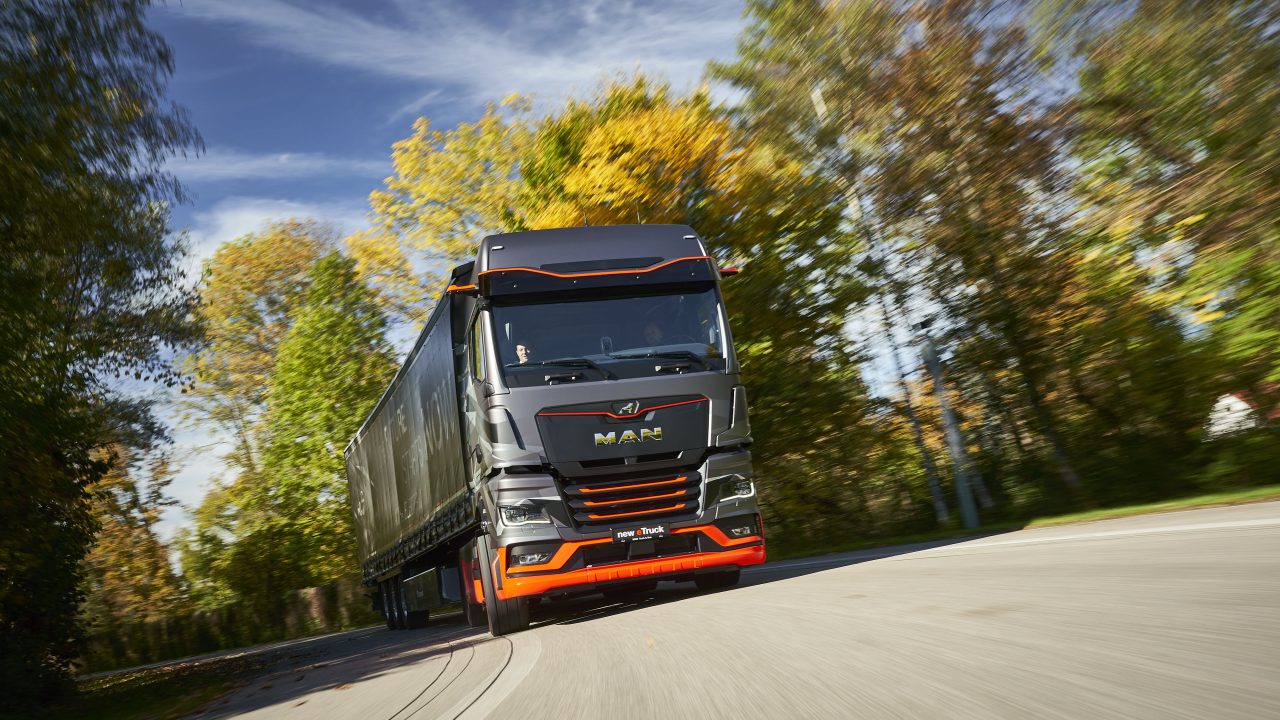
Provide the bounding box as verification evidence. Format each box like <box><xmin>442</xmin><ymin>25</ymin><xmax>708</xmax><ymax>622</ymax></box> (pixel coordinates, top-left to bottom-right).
<box><xmin>169</xmin><ymin>0</ymin><xmax>745</xmax><ymax>110</ymax></box>
<box><xmin>170</xmin><ymin>147</ymin><xmax>388</xmax><ymax>182</ymax></box>
<box><xmin>182</xmin><ymin>195</ymin><xmax>370</xmax><ymax>277</ymax></box>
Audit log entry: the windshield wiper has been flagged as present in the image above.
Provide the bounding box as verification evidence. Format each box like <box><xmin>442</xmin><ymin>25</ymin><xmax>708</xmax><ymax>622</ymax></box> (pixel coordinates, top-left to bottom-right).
<box><xmin>506</xmin><ymin>357</ymin><xmax>616</xmax><ymax>379</ymax></box>
<box><xmin>608</xmin><ymin>350</ymin><xmax>710</xmax><ymax>370</ymax></box>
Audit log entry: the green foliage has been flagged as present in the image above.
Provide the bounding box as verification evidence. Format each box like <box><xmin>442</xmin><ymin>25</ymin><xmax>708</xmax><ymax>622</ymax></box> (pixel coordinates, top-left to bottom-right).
<box><xmin>179</xmin><ymin>253</ymin><xmax>395</xmax><ymax>615</ymax></box>
<box><xmin>0</xmin><ymin>0</ymin><xmax>199</xmax><ymax>709</ymax></box>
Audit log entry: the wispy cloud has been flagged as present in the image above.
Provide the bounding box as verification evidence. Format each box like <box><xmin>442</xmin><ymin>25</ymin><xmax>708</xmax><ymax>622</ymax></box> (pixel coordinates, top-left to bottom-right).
<box><xmin>170</xmin><ymin>147</ymin><xmax>388</xmax><ymax>182</ymax></box>
<box><xmin>182</xmin><ymin>195</ymin><xmax>369</xmax><ymax>275</ymax></box>
<box><xmin>169</xmin><ymin>0</ymin><xmax>745</xmax><ymax>112</ymax></box>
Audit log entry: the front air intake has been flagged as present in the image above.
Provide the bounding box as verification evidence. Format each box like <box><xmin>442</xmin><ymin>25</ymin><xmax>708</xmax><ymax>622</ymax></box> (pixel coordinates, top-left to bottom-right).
<box><xmin>561</xmin><ymin>472</ymin><xmax>702</xmax><ymax>528</ymax></box>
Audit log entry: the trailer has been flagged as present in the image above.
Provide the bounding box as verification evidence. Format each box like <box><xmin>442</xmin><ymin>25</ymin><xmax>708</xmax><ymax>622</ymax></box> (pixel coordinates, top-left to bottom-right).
<box><xmin>345</xmin><ymin>224</ymin><xmax>765</xmax><ymax>635</ymax></box>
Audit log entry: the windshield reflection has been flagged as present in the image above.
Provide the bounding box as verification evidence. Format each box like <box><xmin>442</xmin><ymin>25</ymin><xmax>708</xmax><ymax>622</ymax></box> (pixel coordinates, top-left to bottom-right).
<box><xmin>491</xmin><ymin>287</ymin><xmax>726</xmax><ymax>385</ymax></box>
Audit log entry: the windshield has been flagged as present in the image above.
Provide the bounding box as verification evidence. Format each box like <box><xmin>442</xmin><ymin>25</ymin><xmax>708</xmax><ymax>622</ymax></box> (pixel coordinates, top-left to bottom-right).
<box><xmin>490</xmin><ymin>286</ymin><xmax>727</xmax><ymax>387</ymax></box>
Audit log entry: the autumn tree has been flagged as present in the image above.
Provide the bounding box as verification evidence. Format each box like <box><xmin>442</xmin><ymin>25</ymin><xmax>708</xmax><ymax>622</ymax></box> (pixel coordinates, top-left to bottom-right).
<box><xmin>82</xmin><ymin>448</ymin><xmax>182</xmax><ymax>629</ymax></box>
<box><xmin>0</xmin><ymin>0</ymin><xmax>199</xmax><ymax>705</ymax></box>
<box><xmin>181</xmin><ymin>252</ymin><xmax>395</xmax><ymax>611</ymax></box>
<box><xmin>354</xmin><ymin>98</ymin><xmax>532</xmax><ymax>326</ymax></box>
<box><xmin>183</xmin><ymin>220</ymin><xmax>331</xmax><ymax>474</ymax></box>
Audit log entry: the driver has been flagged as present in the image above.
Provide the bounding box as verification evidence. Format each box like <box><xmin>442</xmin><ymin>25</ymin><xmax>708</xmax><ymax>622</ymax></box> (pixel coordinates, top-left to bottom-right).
<box><xmin>643</xmin><ymin>321</ymin><xmax>664</xmax><ymax>346</ymax></box>
<box><xmin>514</xmin><ymin>339</ymin><xmax>534</xmax><ymax>364</ymax></box>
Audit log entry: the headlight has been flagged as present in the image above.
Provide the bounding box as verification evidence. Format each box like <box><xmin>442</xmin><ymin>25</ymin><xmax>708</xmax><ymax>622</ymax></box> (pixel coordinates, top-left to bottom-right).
<box><xmin>499</xmin><ymin>504</ymin><xmax>551</xmax><ymax>526</ymax></box>
<box><xmin>714</xmin><ymin>474</ymin><xmax>755</xmax><ymax>503</ymax></box>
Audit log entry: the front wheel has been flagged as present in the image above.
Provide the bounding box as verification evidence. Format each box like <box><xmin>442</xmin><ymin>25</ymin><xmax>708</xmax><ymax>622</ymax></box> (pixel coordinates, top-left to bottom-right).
<box><xmin>694</xmin><ymin>567</ymin><xmax>741</xmax><ymax>591</ymax></box>
<box><xmin>476</xmin><ymin>534</ymin><xmax>530</xmax><ymax>636</ymax></box>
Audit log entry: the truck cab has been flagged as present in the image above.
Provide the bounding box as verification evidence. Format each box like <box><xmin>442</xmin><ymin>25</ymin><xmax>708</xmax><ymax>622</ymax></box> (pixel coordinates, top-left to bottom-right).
<box><xmin>455</xmin><ymin>225</ymin><xmax>764</xmax><ymax>633</ymax></box>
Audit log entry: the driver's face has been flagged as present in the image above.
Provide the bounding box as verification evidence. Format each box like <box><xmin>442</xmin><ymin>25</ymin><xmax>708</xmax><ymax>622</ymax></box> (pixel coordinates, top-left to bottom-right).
<box><xmin>516</xmin><ymin>343</ymin><xmax>533</xmax><ymax>364</ymax></box>
<box><xmin>643</xmin><ymin>323</ymin><xmax>663</xmax><ymax>345</ymax></box>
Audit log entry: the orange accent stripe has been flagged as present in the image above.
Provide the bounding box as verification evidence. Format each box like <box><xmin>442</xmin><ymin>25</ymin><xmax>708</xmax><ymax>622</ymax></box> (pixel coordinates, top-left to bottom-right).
<box><xmin>480</xmin><ymin>255</ymin><xmax>713</xmax><ymax>280</ymax></box>
<box><xmin>586</xmin><ymin>503</ymin><xmax>686</xmax><ymax>521</ymax></box>
<box><xmin>446</xmin><ymin>283</ymin><xmax>477</xmax><ymax>293</ymax></box>
<box><xmin>497</xmin><ymin>545</ymin><xmax>766</xmax><ymax>600</ymax></box>
<box><xmin>583</xmin><ymin>489</ymin><xmax>687</xmax><ymax>507</ymax></box>
<box><xmin>473</xmin><ymin>578</ymin><xmax>484</xmax><ymax>604</ymax></box>
<box><xmin>538</xmin><ymin>398</ymin><xmax>705</xmax><ymax>419</ymax></box>
<box><xmin>578</xmin><ymin>476</ymin><xmax>687</xmax><ymax>495</ymax></box>
<box><xmin>502</xmin><ymin>523</ymin><xmax>762</xmax><ymax>575</ymax></box>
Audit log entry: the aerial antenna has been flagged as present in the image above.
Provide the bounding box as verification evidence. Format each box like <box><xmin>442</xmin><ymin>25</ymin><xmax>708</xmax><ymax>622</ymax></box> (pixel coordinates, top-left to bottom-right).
<box><xmin>577</xmin><ymin>201</ymin><xmax>590</xmax><ymax>226</ymax></box>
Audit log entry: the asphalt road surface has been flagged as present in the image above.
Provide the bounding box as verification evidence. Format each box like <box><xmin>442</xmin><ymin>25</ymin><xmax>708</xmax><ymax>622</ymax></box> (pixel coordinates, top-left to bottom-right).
<box><xmin>186</xmin><ymin>502</ymin><xmax>1280</xmax><ymax>719</ymax></box>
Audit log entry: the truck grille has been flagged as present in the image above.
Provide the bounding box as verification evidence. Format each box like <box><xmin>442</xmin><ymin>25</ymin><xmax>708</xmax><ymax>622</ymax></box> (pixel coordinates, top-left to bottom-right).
<box><xmin>562</xmin><ymin>472</ymin><xmax>701</xmax><ymax>528</ymax></box>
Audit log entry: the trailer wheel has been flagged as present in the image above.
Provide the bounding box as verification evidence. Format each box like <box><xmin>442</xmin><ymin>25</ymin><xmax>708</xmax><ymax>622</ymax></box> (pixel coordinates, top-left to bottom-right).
<box><xmin>380</xmin><ymin>579</ymin><xmax>400</xmax><ymax>630</ymax></box>
<box><xmin>694</xmin><ymin>567</ymin><xmax>741</xmax><ymax>591</ymax></box>
<box><xmin>476</xmin><ymin>535</ymin><xmax>529</xmax><ymax>636</ymax></box>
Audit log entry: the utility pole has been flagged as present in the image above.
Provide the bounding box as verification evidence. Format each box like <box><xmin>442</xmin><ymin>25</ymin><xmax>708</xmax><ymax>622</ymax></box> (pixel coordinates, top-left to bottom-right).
<box><xmin>915</xmin><ymin>321</ymin><xmax>979</xmax><ymax>529</ymax></box>
<box><xmin>878</xmin><ymin>295</ymin><xmax>949</xmax><ymax>523</ymax></box>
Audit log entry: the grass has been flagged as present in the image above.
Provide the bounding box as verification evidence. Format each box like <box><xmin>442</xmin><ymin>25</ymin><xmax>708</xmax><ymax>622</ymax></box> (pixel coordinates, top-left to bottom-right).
<box><xmin>35</xmin><ymin>655</ymin><xmax>268</xmax><ymax>720</ymax></box>
<box><xmin>769</xmin><ymin>484</ymin><xmax>1280</xmax><ymax>562</ymax></box>
<box><xmin>1023</xmin><ymin>484</ymin><xmax>1280</xmax><ymax>528</ymax></box>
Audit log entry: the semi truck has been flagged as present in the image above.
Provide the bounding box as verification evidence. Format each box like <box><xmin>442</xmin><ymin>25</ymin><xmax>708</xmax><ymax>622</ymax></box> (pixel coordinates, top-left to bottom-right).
<box><xmin>344</xmin><ymin>224</ymin><xmax>765</xmax><ymax>636</ymax></box>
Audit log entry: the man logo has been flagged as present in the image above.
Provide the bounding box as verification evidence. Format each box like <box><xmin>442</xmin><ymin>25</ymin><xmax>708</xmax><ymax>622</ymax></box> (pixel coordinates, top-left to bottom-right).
<box><xmin>613</xmin><ymin>400</ymin><xmax>640</xmax><ymax>416</ymax></box>
<box><xmin>594</xmin><ymin>427</ymin><xmax>663</xmax><ymax>445</ymax></box>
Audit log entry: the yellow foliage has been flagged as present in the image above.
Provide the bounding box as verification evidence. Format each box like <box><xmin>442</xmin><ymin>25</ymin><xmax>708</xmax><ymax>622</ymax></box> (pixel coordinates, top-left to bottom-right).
<box><xmin>527</xmin><ymin>100</ymin><xmax>747</xmax><ymax>228</ymax></box>
<box><xmin>370</xmin><ymin>104</ymin><xmax>526</xmax><ymax>256</ymax></box>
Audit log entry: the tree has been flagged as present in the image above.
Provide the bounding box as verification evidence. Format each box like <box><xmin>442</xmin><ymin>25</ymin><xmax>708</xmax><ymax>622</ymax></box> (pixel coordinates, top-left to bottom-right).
<box><xmin>1047</xmin><ymin>1</ymin><xmax>1280</xmax><ymax>389</ymax></box>
<box><xmin>82</xmin><ymin>448</ymin><xmax>182</xmax><ymax>629</ymax></box>
<box><xmin>183</xmin><ymin>253</ymin><xmax>396</xmax><ymax>614</ymax></box>
<box><xmin>356</xmin><ymin>97</ymin><xmax>532</xmax><ymax>326</ymax></box>
<box><xmin>182</xmin><ymin>220</ymin><xmax>331</xmax><ymax>474</ymax></box>
<box><xmin>0</xmin><ymin>1</ymin><xmax>199</xmax><ymax>706</ymax></box>
<box><xmin>255</xmin><ymin>253</ymin><xmax>396</xmax><ymax>585</ymax></box>
<box><xmin>717</xmin><ymin>0</ymin><xmax>1090</xmax><ymax>495</ymax></box>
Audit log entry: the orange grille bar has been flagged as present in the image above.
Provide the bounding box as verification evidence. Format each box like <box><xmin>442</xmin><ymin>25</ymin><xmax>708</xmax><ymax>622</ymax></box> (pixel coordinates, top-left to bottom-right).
<box><xmin>583</xmin><ymin>489</ymin><xmax>687</xmax><ymax>507</ymax></box>
<box><xmin>578</xmin><ymin>476</ymin><xmax>687</xmax><ymax>495</ymax></box>
<box><xmin>586</xmin><ymin>503</ymin><xmax>687</xmax><ymax>521</ymax></box>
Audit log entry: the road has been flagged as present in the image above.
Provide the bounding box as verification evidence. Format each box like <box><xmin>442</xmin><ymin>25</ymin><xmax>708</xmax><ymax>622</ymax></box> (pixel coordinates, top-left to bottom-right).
<box><xmin>187</xmin><ymin>502</ymin><xmax>1280</xmax><ymax>719</ymax></box>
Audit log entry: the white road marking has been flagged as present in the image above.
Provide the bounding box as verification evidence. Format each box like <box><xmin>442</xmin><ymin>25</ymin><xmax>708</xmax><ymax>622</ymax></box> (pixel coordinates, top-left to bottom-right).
<box><xmin>923</xmin><ymin>517</ymin><xmax>1280</xmax><ymax>553</ymax></box>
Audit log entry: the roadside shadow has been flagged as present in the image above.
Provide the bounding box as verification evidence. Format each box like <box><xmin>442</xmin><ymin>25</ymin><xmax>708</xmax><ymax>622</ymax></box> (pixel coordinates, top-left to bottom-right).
<box><xmin>189</xmin><ymin>619</ymin><xmax>489</xmax><ymax>719</ymax></box>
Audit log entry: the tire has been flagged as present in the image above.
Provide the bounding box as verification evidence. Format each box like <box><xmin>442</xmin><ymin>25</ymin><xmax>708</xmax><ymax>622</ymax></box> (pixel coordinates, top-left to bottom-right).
<box><xmin>461</xmin><ymin>548</ymin><xmax>487</xmax><ymax>628</ymax></box>
<box><xmin>476</xmin><ymin>534</ymin><xmax>529</xmax><ymax>636</ymax></box>
<box><xmin>381</xmin><ymin>579</ymin><xmax>400</xmax><ymax>630</ymax></box>
<box><xmin>694</xmin><ymin>567</ymin><xmax>741</xmax><ymax>591</ymax></box>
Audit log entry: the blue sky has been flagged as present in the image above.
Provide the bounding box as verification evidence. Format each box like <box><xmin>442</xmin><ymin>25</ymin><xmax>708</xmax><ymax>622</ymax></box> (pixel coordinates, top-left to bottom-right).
<box><xmin>151</xmin><ymin>0</ymin><xmax>748</xmax><ymax>539</ymax></box>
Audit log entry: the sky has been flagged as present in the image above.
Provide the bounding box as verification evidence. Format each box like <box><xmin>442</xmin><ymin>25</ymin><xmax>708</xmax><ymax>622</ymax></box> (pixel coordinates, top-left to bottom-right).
<box><xmin>149</xmin><ymin>0</ymin><xmax>749</xmax><ymax>540</ymax></box>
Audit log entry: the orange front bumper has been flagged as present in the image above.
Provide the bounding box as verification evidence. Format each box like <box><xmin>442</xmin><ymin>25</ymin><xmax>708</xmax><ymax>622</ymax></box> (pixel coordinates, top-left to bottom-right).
<box><xmin>494</xmin><ymin>524</ymin><xmax>765</xmax><ymax>600</ymax></box>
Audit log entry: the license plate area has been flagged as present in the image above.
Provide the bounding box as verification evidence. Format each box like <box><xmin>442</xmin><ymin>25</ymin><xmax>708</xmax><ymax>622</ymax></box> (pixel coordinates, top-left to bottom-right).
<box><xmin>612</xmin><ymin>523</ymin><xmax>669</xmax><ymax>544</ymax></box>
